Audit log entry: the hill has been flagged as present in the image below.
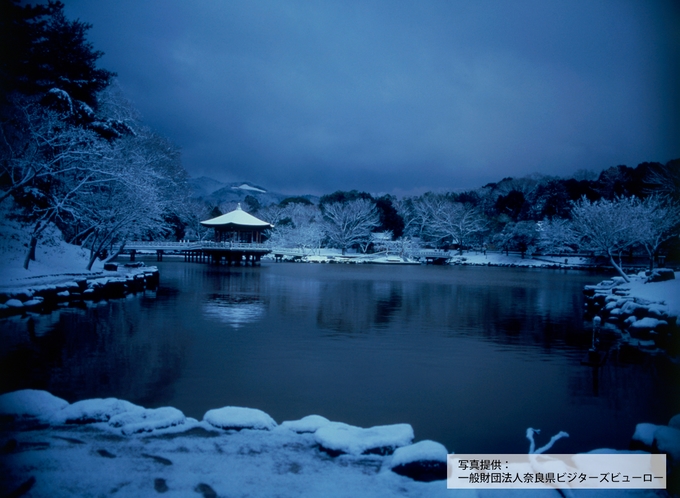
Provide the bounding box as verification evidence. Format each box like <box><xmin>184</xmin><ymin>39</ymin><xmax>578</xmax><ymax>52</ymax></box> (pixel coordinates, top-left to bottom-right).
<box><xmin>188</xmin><ymin>178</ymin><xmax>318</xmax><ymax>207</ymax></box>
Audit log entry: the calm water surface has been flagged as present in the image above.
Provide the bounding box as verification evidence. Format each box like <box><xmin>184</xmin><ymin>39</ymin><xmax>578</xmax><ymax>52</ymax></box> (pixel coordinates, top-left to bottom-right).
<box><xmin>2</xmin><ymin>261</ymin><xmax>678</xmax><ymax>454</ymax></box>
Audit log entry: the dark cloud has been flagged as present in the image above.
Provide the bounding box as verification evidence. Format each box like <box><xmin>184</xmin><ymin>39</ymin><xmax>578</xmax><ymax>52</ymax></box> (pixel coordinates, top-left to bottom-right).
<box><xmin>64</xmin><ymin>0</ymin><xmax>680</xmax><ymax>196</ymax></box>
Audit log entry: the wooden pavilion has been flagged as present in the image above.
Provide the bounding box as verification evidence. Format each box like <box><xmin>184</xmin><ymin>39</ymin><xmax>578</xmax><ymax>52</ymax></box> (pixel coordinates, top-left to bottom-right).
<box><xmin>200</xmin><ymin>203</ymin><xmax>273</xmax><ymax>243</ymax></box>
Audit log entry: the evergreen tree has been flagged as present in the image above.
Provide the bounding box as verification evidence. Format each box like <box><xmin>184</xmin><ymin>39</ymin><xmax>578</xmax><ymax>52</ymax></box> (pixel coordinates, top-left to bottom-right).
<box><xmin>0</xmin><ymin>0</ymin><xmax>114</xmax><ymax>107</ymax></box>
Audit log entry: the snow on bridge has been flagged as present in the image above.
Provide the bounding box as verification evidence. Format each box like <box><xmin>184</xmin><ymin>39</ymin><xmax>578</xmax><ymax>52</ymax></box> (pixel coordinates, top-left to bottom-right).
<box><xmin>122</xmin><ymin>241</ymin><xmax>271</xmax><ymax>264</ymax></box>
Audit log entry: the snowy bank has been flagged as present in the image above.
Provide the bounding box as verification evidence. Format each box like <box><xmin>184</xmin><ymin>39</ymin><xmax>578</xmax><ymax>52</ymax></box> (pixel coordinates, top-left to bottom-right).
<box><xmin>0</xmin><ymin>223</ymin><xmax>160</xmax><ymax>317</ymax></box>
<box><xmin>584</xmin><ymin>270</ymin><xmax>680</xmax><ymax>353</ymax></box>
<box><xmin>0</xmin><ymin>390</ymin><xmax>450</xmax><ymax>497</ymax></box>
<box><xmin>1</xmin><ymin>390</ymin><xmax>676</xmax><ymax>497</ymax></box>
<box><xmin>266</xmin><ymin>249</ymin><xmax>597</xmax><ymax>270</ymax></box>
<box><xmin>0</xmin><ymin>264</ymin><xmax>159</xmax><ymax>317</ymax></box>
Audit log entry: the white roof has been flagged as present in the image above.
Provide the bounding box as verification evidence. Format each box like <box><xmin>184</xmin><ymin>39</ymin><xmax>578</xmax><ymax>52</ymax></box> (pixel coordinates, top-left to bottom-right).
<box><xmin>200</xmin><ymin>204</ymin><xmax>273</xmax><ymax>228</ymax></box>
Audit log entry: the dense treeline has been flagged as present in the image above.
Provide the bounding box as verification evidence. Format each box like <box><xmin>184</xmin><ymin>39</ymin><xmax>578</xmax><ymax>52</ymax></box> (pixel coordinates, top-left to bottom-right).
<box><xmin>247</xmin><ymin>160</ymin><xmax>680</xmax><ymax>279</ymax></box>
<box><xmin>0</xmin><ymin>0</ymin><xmax>189</xmax><ymax>269</ymax></box>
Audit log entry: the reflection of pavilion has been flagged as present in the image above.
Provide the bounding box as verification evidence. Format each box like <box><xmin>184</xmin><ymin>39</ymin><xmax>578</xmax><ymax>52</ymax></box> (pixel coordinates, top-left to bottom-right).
<box><xmin>202</xmin><ymin>295</ymin><xmax>265</xmax><ymax>328</ymax></box>
<box><xmin>197</xmin><ymin>204</ymin><xmax>274</xmax><ymax>265</ymax></box>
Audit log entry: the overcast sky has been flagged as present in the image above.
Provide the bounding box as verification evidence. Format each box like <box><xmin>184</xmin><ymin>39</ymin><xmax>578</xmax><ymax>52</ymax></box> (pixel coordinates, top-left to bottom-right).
<box><xmin>63</xmin><ymin>0</ymin><xmax>679</xmax><ymax>196</ymax></box>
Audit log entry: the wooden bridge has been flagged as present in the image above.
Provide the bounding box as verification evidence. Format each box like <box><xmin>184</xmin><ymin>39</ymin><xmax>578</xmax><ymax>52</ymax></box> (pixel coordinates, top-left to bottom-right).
<box><xmin>123</xmin><ymin>241</ymin><xmax>272</xmax><ymax>265</ymax></box>
<box><xmin>121</xmin><ymin>242</ymin><xmax>459</xmax><ymax>265</ymax></box>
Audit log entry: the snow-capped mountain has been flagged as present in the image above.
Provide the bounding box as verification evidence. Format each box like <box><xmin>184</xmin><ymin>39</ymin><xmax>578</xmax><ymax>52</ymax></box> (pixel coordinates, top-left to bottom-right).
<box><xmin>187</xmin><ymin>178</ymin><xmax>318</xmax><ymax>207</ymax></box>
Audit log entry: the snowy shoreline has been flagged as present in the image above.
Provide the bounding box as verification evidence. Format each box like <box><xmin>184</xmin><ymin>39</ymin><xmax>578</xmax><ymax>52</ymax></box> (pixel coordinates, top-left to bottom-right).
<box><xmin>0</xmin><ymin>389</ymin><xmax>449</xmax><ymax>497</ymax></box>
<box><xmin>583</xmin><ymin>270</ymin><xmax>680</xmax><ymax>354</ymax></box>
<box><xmin>2</xmin><ymin>389</ymin><xmax>679</xmax><ymax>498</ymax></box>
<box><xmin>0</xmin><ymin>264</ymin><xmax>159</xmax><ymax>317</ymax></box>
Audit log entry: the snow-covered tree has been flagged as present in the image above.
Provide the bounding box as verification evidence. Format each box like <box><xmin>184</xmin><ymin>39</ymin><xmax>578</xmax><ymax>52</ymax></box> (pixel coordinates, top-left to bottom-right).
<box><xmin>0</xmin><ymin>0</ymin><xmax>115</xmax><ymax>106</ymax></box>
<box><xmin>396</xmin><ymin>194</ymin><xmax>445</xmax><ymax>240</ymax></box>
<box><xmin>0</xmin><ymin>3</ymin><xmax>189</xmax><ymax>270</ymax></box>
<box><xmin>321</xmin><ymin>198</ymin><xmax>380</xmax><ymax>253</ymax></box>
<box><xmin>263</xmin><ymin>202</ymin><xmax>324</xmax><ymax>252</ymax></box>
<box><xmin>493</xmin><ymin>221</ymin><xmax>540</xmax><ymax>258</ymax></box>
<box><xmin>429</xmin><ymin>200</ymin><xmax>488</xmax><ymax>252</ymax></box>
<box><xmin>633</xmin><ymin>195</ymin><xmax>680</xmax><ymax>270</ymax></box>
<box><xmin>644</xmin><ymin>160</ymin><xmax>680</xmax><ymax>201</ymax></box>
<box><xmin>181</xmin><ymin>200</ymin><xmax>214</xmax><ymax>241</ymax></box>
<box><xmin>536</xmin><ymin>218</ymin><xmax>578</xmax><ymax>253</ymax></box>
<box><xmin>1</xmin><ymin>98</ymin><xmax>125</xmax><ymax>268</ymax></box>
<box><xmin>570</xmin><ymin>196</ymin><xmax>640</xmax><ymax>281</ymax></box>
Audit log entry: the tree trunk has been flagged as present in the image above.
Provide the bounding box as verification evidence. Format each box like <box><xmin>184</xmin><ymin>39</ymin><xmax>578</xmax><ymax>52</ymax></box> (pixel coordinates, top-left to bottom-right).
<box><xmin>23</xmin><ymin>236</ymin><xmax>38</xmax><ymax>270</ymax></box>
<box><xmin>103</xmin><ymin>241</ymin><xmax>126</xmax><ymax>265</ymax></box>
<box><xmin>86</xmin><ymin>248</ymin><xmax>99</xmax><ymax>271</ymax></box>
<box><xmin>645</xmin><ymin>246</ymin><xmax>655</xmax><ymax>272</ymax></box>
<box><xmin>608</xmin><ymin>252</ymin><xmax>630</xmax><ymax>282</ymax></box>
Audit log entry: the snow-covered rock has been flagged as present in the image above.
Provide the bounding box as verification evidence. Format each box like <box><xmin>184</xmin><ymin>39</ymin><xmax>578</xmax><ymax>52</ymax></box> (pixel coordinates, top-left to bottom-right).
<box><xmin>621</xmin><ymin>301</ymin><xmax>645</xmax><ymax>317</ymax></box>
<box><xmin>0</xmin><ymin>389</ymin><xmax>69</xmax><ymax>420</ymax></box>
<box><xmin>670</xmin><ymin>413</ymin><xmax>680</xmax><ymax>430</ymax></box>
<box><xmin>387</xmin><ymin>440</ymin><xmax>448</xmax><ymax>482</ymax></box>
<box><xmin>647</xmin><ymin>268</ymin><xmax>675</xmax><ymax>282</ymax></box>
<box><xmin>653</xmin><ymin>426</ymin><xmax>680</xmax><ymax>463</ymax></box>
<box><xmin>203</xmin><ymin>406</ymin><xmax>277</xmax><ymax>431</ymax></box>
<box><xmin>50</xmin><ymin>397</ymin><xmax>142</xmax><ymax>425</ymax></box>
<box><xmin>631</xmin><ymin>423</ymin><xmax>660</xmax><ymax>449</ymax></box>
<box><xmin>280</xmin><ymin>414</ymin><xmax>331</xmax><ymax>433</ymax></box>
<box><xmin>108</xmin><ymin>406</ymin><xmax>186</xmax><ymax>435</ymax></box>
<box><xmin>314</xmin><ymin>422</ymin><xmax>413</xmax><ymax>456</ymax></box>
<box><xmin>630</xmin><ymin>317</ymin><xmax>667</xmax><ymax>330</ymax></box>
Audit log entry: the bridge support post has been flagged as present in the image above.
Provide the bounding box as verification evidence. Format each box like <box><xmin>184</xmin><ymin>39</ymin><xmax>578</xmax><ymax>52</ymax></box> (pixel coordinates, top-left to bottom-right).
<box><xmin>130</xmin><ymin>250</ymin><xmax>136</xmax><ymax>262</ymax></box>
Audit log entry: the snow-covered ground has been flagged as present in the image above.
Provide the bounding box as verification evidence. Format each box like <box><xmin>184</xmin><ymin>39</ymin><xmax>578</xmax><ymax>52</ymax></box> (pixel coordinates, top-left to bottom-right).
<box><xmin>0</xmin><ymin>390</ymin><xmax>675</xmax><ymax>498</ymax></box>
<box><xmin>269</xmin><ymin>248</ymin><xmax>592</xmax><ymax>268</ymax></box>
<box><xmin>622</xmin><ymin>274</ymin><xmax>680</xmax><ymax>320</ymax></box>
<box><xmin>0</xmin><ymin>219</ymin><xmax>105</xmax><ymax>290</ymax></box>
<box><xmin>584</xmin><ymin>271</ymin><xmax>680</xmax><ymax>348</ymax></box>
<box><xmin>0</xmin><ymin>390</ymin><xmax>451</xmax><ymax>497</ymax></box>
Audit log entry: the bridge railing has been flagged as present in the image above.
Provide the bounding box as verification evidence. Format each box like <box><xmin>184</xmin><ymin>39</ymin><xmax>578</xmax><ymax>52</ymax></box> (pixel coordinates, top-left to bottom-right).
<box><xmin>200</xmin><ymin>242</ymin><xmax>269</xmax><ymax>251</ymax></box>
<box><xmin>125</xmin><ymin>241</ymin><xmax>271</xmax><ymax>251</ymax></box>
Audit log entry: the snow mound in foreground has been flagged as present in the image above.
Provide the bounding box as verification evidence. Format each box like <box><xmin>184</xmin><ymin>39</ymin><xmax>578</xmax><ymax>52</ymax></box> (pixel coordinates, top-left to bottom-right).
<box><xmin>0</xmin><ymin>390</ymin><xmax>187</xmax><ymax>436</ymax></box>
<box><xmin>50</xmin><ymin>397</ymin><xmax>142</xmax><ymax>425</ymax></box>
<box><xmin>387</xmin><ymin>440</ymin><xmax>449</xmax><ymax>482</ymax></box>
<box><xmin>314</xmin><ymin>422</ymin><xmax>414</xmax><ymax>456</ymax></box>
<box><xmin>204</xmin><ymin>406</ymin><xmax>277</xmax><ymax>431</ymax></box>
<box><xmin>108</xmin><ymin>406</ymin><xmax>186</xmax><ymax>435</ymax></box>
<box><xmin>389</xmin><ymin>439</ymin><xmax>448</xmax><ymax>468</ymax></box>
<box><xmin>280</xmin><ymin>414</ymin><xmax>331</xmax><ymax>433</ymax></box>
<box><xmin>0</xmin><ymin>389</ymin><xmax>68</xmax><ymax>420</ymax></box>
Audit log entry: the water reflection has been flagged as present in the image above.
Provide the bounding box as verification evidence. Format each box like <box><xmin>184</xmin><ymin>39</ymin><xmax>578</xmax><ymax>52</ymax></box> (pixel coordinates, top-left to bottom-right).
<box><xmin>0</xmin><ymin>294</ymin><xmax>187</xmax><ymax>406</ymax></box>
<box><xmin>203</xmin><ymin>294</ymin><xmax>265</xmax><ymax>328</ymax></box>
<box><xmin>1</xmin><ymin>262</ymin><xmax>677</xmax><ymax>455</ymax></box>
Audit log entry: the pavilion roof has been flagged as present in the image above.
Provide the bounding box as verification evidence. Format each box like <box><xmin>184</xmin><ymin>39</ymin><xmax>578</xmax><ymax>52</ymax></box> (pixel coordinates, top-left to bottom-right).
<box><xmin>200</xmin><ymin>204</ymin><xmax>273</xmax><ymax>229</ymax></box>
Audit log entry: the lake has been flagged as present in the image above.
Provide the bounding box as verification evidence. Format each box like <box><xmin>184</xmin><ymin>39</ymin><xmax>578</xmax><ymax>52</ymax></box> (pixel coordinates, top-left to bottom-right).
<box><xmin>1</xmin><ymin>260</ymin><xmax>678</xmax><ymax>454</ymax></box>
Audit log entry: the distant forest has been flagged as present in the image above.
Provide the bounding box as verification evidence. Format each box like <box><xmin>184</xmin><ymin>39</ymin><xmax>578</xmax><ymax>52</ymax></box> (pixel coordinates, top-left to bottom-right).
<box><xmin>233</xmin><ymin>159</ymin><xmax>679</xmax><ymax>282</ymax></box>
